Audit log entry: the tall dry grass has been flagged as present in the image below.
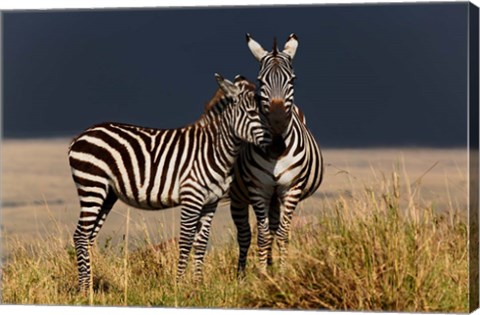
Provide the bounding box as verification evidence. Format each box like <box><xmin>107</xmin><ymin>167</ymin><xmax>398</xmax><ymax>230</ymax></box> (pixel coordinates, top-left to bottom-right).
<box><xmin>1</xmin><ymin>170</ymin><xmax>468</xmax><ymax>311</ymax></box>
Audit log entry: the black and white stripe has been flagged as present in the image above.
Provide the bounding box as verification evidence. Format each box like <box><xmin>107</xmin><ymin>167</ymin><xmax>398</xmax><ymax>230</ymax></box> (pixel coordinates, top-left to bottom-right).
<box><xmin>230</xmin><ymin>34</ymin><xmax>324</xmax><ymax>274</ymax></box>
<box><xmin>69</xmin><ymin>74</ymin><xmax>270</xmax><ymax>291</ymax></box>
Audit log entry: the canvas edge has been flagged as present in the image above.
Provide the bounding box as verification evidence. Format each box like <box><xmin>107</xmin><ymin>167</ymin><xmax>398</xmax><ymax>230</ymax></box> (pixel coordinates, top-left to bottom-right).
<box><xmin>0</xmin><ymin>9</ymin><xmax>4</xmax><ymax>305</ymax></box>
<box><xmin>469</xmin><ymin>1</ymin><xmax>480</xmax><ymax>313</ymax></box>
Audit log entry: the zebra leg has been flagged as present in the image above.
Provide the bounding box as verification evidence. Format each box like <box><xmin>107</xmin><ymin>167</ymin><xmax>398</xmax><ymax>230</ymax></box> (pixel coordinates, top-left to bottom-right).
<box><xmin>251</xmin><ymin>201</ymin><xmax>272</xmax><ymax>274</ymax></box>
<box><xmin>176</xmin><ymin>201</ymin><xmax>203</xmax><ymax>282</ymax></box>
<box><xmin>73</xmin><ymin>185</ymin><xmax>117</xmax><ymax>292</ymax></box>
<box><xmin>192</xmin><ymin>203</ymin><xmax>217</xmax><ymax>283</ymax></box>
<box><xmin>73</xmin><ymin>223</ymin><xmax>95</xmax><ymax>293</ymax></box>
<box><xmin>267</xmin><ymin>195</ymin><xmax>281</xmax><ymax>267</ymax></box>
<box><xmin>88</xmin><ymin>190</ymin><xmax>118</xmax><ymax>246</ymax></box>
<box><xmin>230</xmin><ymin>193</ymin><xmax>251</xmax><ymax>277</ymax></box>
<box><xmin>275</xmin><ymin>189</ymin><xmax>301</xmax><ymax>271</ymax></box>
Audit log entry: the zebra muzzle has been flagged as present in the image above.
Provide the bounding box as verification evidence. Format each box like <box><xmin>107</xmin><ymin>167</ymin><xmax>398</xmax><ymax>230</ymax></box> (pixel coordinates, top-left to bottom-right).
<box><xmin>269</xmin><ymin>99</ymin><xmax>289</xmax><ymax>135</ymax></box>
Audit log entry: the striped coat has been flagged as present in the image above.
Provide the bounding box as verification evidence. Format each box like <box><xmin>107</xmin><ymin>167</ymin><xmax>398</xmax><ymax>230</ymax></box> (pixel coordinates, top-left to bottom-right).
<box><xmin>230</xmin><ymin>34</ymin><xmax>324</xmax><ymax>274</ymax></box>
<box><xmin>68</xmin><ymin>74</ymin><xmax>270</xmax><ymax>290</ymax></box>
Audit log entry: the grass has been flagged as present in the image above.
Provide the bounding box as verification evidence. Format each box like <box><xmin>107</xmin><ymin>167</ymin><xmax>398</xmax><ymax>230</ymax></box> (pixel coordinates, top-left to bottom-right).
<box><xmin>1</xmin><ymin>170</ymin><xmax>468</xmax><ymax>311</ymax></box>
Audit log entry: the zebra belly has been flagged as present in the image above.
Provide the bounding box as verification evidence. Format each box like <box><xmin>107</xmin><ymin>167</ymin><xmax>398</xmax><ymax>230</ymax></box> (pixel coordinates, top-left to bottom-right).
<box><xmin>109</xmin><ymin>179</ymin><xmax>182</xmax><ymax>210</ymax></box>
<box><xmin>204</xmin><ymin>184</ymin><xmax>230</xmax><ymax>204</ymax></box>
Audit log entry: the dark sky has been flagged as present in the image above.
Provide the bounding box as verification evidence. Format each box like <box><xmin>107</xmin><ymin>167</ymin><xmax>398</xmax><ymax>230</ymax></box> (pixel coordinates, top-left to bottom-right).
<box><xmin>2</xmin><ymin>3</ymin><xmax>469</xmax><ymax>147</ymax></box>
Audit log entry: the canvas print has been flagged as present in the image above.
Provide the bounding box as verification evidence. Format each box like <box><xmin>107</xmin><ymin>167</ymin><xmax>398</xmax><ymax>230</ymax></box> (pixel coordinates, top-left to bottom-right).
<box><xmin>1</xmin><ymin>2</ymin><xmax>478</xmax><ymax>312</ymax></box>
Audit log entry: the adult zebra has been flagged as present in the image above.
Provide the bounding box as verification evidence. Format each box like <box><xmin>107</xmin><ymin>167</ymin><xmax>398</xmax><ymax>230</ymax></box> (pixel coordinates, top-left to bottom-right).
<box><xmin>229</xmin><ymin>34</ymin><xmax>324</xmax><ymax>274</ymax></box>
<box><xmin>68</xmin><ymin>74</ymin><xmax>271</xmax><ymax>291</ymax></box>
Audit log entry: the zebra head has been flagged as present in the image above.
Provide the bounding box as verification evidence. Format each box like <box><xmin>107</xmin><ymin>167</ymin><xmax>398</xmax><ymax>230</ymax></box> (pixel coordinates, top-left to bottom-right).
<box><xmin>215</xmin><ymin>73</ymin><xmax>271</xmax><ymax>148</ymax></box>
<box><xmin>246</xmin><ymin>33</ymin><xmax>298</xmax><ymax>137</ymax></box>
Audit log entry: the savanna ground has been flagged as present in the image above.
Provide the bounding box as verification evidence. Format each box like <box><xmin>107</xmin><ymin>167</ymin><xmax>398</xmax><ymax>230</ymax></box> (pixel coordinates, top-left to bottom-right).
<box><xmin>0</xmin><ymin>139</ymin><xmax>469</xmax><ymax>311</ymax></box>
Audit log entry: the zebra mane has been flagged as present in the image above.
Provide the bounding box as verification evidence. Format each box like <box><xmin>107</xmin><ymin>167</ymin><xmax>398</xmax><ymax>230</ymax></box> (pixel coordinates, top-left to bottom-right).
<box><xmin>272</xmin><ymin>37</ymin><xmax>278</xmax><ymax>56</ymax></box>
<box><xmin>198</xmin><ymin>89</ymin><xmax>232</xmax><ymax>126</ymax></box>
<box><xmin>204</xmin><ymin>88</ymin><xmax>229</xmax><ymax>113</ymax></box>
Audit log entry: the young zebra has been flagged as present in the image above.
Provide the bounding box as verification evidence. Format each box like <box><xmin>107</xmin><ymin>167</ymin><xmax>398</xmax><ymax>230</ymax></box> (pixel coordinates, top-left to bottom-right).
<box><xmin>68</xmin><ymin>74</ymin><xmax>271</xmax><ymax>291</ymax></box>
<box><xmin>229</xmin><ymin>34</ymin><xmax>324</xmax><ymax>274</ymax></box>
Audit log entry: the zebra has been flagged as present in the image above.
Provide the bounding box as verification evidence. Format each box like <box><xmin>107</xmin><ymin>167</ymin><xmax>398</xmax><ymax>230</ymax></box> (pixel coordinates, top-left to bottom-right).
<box><xmin>68</xmin><ymin>74</ymin><xmax>271</xmax><ymax>291</ymax></box>
<box><xmin>229</xmin><ymin>34</ymin><xmax>324</xmax><ymax>275</ymax></box>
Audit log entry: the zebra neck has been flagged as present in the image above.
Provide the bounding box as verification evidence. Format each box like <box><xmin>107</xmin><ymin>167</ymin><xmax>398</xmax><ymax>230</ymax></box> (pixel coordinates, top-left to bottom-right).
<box><xmin>201</xmin><ymin>112</ymin><xmax>241</xmax><ymax>174</ymax></box>
<box><xmin>198</xmin><ymin>96</ymin><xmax>231</xmax><ymax>126</ymax></box>
<box><xmin>267</xmin><ymin>116</ymin><xmax>295</xmax><ymax>158</ymax></box>
<box><xmin>274</xmin><ymin>116</ymin><xmax>294</xmax><ymax>140</ymax></box>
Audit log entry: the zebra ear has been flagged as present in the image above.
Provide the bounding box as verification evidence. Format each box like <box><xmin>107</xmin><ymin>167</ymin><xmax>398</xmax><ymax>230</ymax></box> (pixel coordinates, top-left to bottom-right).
<box><xmin>246</xmin><ymin>33</ymin><xmax>267</xmax><ymax>61</ymax></box>
<box><xmin>234</xmin><ymin>75</ymin><xmax>247</xmax><ymax>83</ymax></box>
<box><xmin>215</xmin><ymin>73</ymin><xmax>240</xmax><ymax>97</ymax></box>
<box><xmin>283</xmin><ymin>33</ymin><xmax>298</xmax><ymax>59</ymax></box>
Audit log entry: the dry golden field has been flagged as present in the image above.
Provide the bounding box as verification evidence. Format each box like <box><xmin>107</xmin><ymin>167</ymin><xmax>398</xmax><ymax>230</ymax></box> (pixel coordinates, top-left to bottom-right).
<box><xmin>1</xmin><ymin>139</ymin><xmax>467</xmax><ymax>255</ymax></box>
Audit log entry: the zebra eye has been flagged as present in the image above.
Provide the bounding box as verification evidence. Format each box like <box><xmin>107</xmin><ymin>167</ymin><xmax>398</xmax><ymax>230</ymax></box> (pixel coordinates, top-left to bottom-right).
<box><xmin>247</xmin><ymin>110</ymin><xmax>257</xmax><ymax>116</ymax></box>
